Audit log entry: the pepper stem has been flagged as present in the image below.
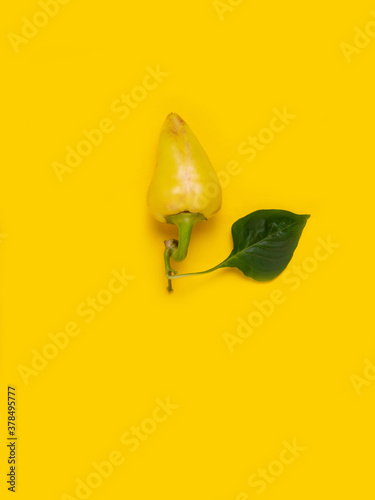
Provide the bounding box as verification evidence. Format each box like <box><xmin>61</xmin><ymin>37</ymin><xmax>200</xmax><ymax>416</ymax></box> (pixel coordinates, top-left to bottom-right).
<box><xmin>165</xmin><ymin>212</ymin><xmax>206</xmax><ymax>262</ymax></box>
<box><xmin>164</xmin><ymin>239</ymin><xmax>178</xmax><ymax>292</ymax></box>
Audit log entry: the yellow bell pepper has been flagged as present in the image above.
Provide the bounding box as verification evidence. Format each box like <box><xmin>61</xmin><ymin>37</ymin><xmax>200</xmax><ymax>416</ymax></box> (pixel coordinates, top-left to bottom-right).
<box><xmin>147</xmin><ymin>113</ymin><xmax>221</xmax><ymax>222</ymax></box>
<box><xmin>147</xmin><ymin>113</ymin><xmax>222</xmax><ymax>266</ymax></box>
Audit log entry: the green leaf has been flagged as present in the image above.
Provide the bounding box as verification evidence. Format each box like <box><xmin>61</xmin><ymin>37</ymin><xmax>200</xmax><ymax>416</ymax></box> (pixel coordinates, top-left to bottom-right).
<box><xmin>218</xmin><ymin>210</ymin><xmax>310</xmax><ymax>281</ymax></box>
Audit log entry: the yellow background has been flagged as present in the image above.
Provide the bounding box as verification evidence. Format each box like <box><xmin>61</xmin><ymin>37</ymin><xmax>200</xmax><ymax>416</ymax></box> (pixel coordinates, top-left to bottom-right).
<box><xmin>1</xmin><ymin>0</ymin><xmax>374</xmax><ymax>498</ymax></box>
